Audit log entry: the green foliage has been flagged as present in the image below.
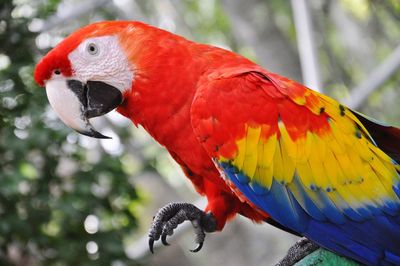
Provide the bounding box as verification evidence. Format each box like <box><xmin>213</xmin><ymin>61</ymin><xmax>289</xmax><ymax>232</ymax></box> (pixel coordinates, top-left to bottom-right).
<box><xmin>0</xmin><ymin>1</ymin><xmax>141</xmax><ymax>265</ymax></box>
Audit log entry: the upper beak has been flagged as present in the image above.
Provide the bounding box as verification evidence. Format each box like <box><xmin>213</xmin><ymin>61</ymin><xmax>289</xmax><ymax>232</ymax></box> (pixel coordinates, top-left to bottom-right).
<box><xmin>45</xmin><ymin>78</ymin><xmax>123</xmax><ymax>139</ymax></box>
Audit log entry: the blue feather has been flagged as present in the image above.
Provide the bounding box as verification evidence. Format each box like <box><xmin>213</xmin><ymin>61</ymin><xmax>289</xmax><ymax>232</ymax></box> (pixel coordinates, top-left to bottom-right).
<box><xmin>290</xmin><ymin>175</ymin><xmax>327</xmax><ymax>221</ymax></box>
<box><xmin>218</xmin><ymin>161</ymin><xmax>400</xmax><ymax>266</ymax></box>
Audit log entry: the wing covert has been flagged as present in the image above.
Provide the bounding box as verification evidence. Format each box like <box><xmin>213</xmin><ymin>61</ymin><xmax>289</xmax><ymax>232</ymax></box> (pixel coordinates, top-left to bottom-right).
<box><xmin>191</xmin><ymin>69</ymin><xmax>400</xmax><ymax>231</ymax></box>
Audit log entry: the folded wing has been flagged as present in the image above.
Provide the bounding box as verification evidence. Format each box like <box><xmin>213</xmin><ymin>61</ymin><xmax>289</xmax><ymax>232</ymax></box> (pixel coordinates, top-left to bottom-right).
<box><xmin>191</xmin><ymin>68</ymin><xmax>400</xmax><ymax>265</ymax></box>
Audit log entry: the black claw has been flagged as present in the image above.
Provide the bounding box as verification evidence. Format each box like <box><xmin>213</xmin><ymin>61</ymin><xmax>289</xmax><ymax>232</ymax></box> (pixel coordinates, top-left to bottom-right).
<box><xmin>148</xmin><ymin>203</ymin><xmax>217</xmax><ymax>254</ymax></box>
<box><xmin>149</xmin><ymin>238</ymin><xmax>154</xmax><ymax>254</ymax></box>
<box><xmin>161</xmin><ymin>234</ymin><xmax>169</xmax><ymax>246</ymax></box>
<box><xmin>190</xmin><ymin>242</ymin><xmax>203</xmax><ymax>253</ymax></box>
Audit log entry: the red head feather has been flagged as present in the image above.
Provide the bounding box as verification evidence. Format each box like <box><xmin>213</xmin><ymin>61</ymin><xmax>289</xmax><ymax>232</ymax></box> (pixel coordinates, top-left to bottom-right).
<box><xmin>33</xmin><ymin>21</ymin><xmax>147</xmax><ymax>87</ymax></box>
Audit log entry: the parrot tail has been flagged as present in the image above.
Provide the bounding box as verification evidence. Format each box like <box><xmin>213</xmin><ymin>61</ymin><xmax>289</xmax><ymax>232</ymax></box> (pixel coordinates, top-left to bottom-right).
<box><xmin>351</xmin><ymin>110</ymin><xmax>400</xmax><ymax>164</ymax></box>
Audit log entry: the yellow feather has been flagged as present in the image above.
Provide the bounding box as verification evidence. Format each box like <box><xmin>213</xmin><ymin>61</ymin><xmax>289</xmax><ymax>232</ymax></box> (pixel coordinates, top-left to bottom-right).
<box><xmin>333</xmin><ymin>126</ymin><xmax>354</xmax><ymax>149</ymax></box>
<box><xmin>280</xmin><ymin>141</ymin><xmax>296</xmax><ymax>184</ymax></box>
<box><xmin>322</xmin><ymin>149</ymin><xmax>365</xmax><ymax>210</ymax></box>
<box><xmin>303</xmin><ymin>131</ymin><xmax>314</xmax><ymax>161</ymax></box>
<box><xmin>308</xmin><ymin>148</ymin><xmax>343</xmax><ymax>207</ymax></box>
<box><xmin>309</xmin><ymin>133</ymin><xmax>326</xmax><ymax>163</ymax></box>
<box><xmin>297</xmin><ymin>161</ymin><xmax>317</xmax><ymax>189</ymax></box>
<box><xmin>336</xmin><ymin>157</ymin><xmax>372</xmax><ymax>207</ymax></box>
<box><xmin>372</xmin><ymin>164</ymin><xmax>399</xmax><ymax>200</ymax></box>
<box><xmin>328</xmin><ymin>157</ymin><xmax>373</xmax><ymax>212</ymax></box>
<box><xmin>335</xmin><ymin>153</ymin><xmax>359</xmax><ymax>183</ymax></box>
<box><xmin>308</xmin><ymin>135</ymin><xmax>330</xmax><ymax>189</ymax></box>
<box><xmin>346</xmin><ymin>111</ymin><xmax>375</xmax><ymax>141</ymax></box>
<box><xmin>273</xmin><ymin>141</ymin><xmax>285</xmax><ymax>183</ymax></box>
<box><xmin>323</xmin><ymin>149</ymin><xmax>344</xmax><ymax>187</ymax></box>
<box><xmin>253</xmin><ymin>141</ymin><xmax>264</xmax><ymax>182</ymax></box>
<box><xmin>369</xmin><ymin>154</ymin><xmax>395</xmax><ymax>184</ymax></box>
<box><xmin>292</xmin><ymin>132</ymin><xmax>312</xmax><ymax>164</ymax></box>
<box><xmin>326</xmin><ymin>130</ymin><xmax>347</xmax><ymax>156</ymax></box>
<box><xmin>262</xmin><ymin>133</ymin><xmax>277</xmax><ymax>166</ymax></box>
<box><xmin>275</xmin><ymin>121</ymin><xmax>296</xmax><ymax>183</ymax></box>
<box><xmin>233</xmin><ymin>133</ymin><xmax>247</xmax><ymax>171</ymax></box>
<box><xmin>320</xmin><ymin>121</ymin><xmax>393</xmax><ymax>210</ymax></box>
<box><xmin>346</xmin><ymin>148</ymin><xmax>365</xmax><ymax>183</ymax></box>
<box><xmin>342</xmin><ymin>161</ymin><xmax>391</xmax><ymax>210</ymax></box>
<box><xmin>362</xmin><ymin>163</ymin><xmax>396</xmax><ymax>201</ymax></box>
<box><xmin>353</xmin><ymin>137</ymin><xmax>375</xmax><ymax>162</ymax></box>
<box><xmin>333</xmin><ymin>116</ymin><xmax>356</xmax><ymax>136</ymax></box>
<box><xmin>278</xmin><ymin>121</ymin><xmax>298</xmax><ymax>160</ymax></box>
<box><xmin>258</xmin><ymin>164</ymin><xmax>274</xmax><ymax>190</ymax></box>
<box><xmin>311</xmin><ymin>163</ymin><xmax>331</xmax><ymax>190</ymax></box>
<box><xmin>253</xmin><ymin>133</ymin><xmax>277</xmax><ymax>189</ymax></box>
<box><xmin>241</xmin><ymin>126</ymin><xmax>261</xmax><ymax>178</ymax></box>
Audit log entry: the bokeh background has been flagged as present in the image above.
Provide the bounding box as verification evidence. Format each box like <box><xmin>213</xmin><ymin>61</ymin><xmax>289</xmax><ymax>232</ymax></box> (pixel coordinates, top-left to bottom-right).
<box><xmin>1</xmin><ymin>0</ymin><xmax>399</xmax><ymax>265</ymax></box>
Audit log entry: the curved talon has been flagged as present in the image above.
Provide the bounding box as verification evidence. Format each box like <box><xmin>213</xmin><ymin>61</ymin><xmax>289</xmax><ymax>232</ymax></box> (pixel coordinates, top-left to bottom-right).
<box><xmin>161</xmin><ymin>234</ymin><xmax>170</xmax><ymax>246</ymax></box>
<box><xmin>148</xmin><ymin>203</ymin><xmax>217</xmax><ymax>254</ymax></box>
<box><xmin>190</xmin><ymin>242</ymin><xmax>203</xmax><ymax>253</ymax></box>
<box><xmin>149</xmin><ymin>237</ymin><xmax>155</xmax><ymax>254</ymax></box>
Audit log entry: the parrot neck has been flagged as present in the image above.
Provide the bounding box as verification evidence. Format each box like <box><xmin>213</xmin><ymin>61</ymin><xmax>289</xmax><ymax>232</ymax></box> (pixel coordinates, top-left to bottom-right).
<box><xmin>116</xmin><ymin>34</ymin><xmax>254</xmax><ymax>175</ymax></box>
<box><xmin>118</xmin><ymin>40</ymin><xmax>206</xmax><ymax>150</ymax></box>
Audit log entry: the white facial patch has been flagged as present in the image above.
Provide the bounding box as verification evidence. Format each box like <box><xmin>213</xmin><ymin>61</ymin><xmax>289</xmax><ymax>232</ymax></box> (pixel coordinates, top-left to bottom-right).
<box><xmin>68</xmin><ymin>35</ymin><xmax>133</xmax><ymax>93</ymax></box>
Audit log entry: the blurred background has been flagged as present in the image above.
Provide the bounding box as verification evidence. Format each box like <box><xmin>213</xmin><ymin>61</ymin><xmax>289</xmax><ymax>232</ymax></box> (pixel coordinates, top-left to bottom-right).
<box><xmin>0</xmin><ymin>0</ymin><xmax>399</xmax><ymax>265</ymax></box>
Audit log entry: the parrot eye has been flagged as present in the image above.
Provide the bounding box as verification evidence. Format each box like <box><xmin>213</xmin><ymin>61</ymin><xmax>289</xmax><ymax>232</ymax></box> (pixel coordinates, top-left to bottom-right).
<box><xmin>54</xmin><ymin>69</ymin><xmax>61</xmax><ymax>75</ymax></box>
<box><xmin>86</xmin><ymin>43</ymin><xmax>98</xmax><ymax>55</ymax></box>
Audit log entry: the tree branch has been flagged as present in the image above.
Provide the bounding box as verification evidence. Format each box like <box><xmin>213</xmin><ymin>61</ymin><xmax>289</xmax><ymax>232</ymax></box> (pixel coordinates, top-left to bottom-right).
<box><xmin>291</xmin><ymin>0</ymin><xmax>322</xmax><ymax>92</ymax></box>
<box><xmin>344</xmin><ymin>44</ymin><xmax>400</xmax><ymax>109</ymax></box>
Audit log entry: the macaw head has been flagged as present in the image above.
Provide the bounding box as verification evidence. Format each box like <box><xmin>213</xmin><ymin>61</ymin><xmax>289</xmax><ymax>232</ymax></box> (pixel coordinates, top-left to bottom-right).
<box><xmin>34</xmin><ymin>21</ymin><xmax>152</xmax><ymax>138</ymax></box>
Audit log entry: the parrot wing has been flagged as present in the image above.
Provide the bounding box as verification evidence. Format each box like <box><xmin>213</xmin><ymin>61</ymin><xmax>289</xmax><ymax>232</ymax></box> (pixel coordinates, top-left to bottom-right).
<box><xmin>191</xmin><ymin>67</ymin><xmax>400</xmax><ymax>265</ymax></box>
<box><xmin>350</xmin><ymin>110</ymin><xmax>400</xmax><ymax>164</ymax></box>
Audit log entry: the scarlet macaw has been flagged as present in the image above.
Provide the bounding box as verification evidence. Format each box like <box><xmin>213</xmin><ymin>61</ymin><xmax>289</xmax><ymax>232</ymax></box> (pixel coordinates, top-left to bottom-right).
<box><xmin>34</xmin><ymin>21</ymin><xmax>400</xmax><ymax>266</ymax></box>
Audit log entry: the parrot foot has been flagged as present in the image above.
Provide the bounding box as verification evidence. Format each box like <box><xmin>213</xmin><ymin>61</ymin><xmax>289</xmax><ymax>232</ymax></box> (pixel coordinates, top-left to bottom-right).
<box><xmin>275</xmin><ymin>237</ymin><xmax>319</xmax><ymax>266</ymax></box>
<box><xmin>148</xmin><ymin>202</ymin><xmax>217</xmax><ymax>253</ymax></box>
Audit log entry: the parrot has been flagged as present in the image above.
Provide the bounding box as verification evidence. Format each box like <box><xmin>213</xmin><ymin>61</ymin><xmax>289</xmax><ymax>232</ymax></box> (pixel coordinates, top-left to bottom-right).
<box><xmin>33</xmin><ymin>21</ymin><xmax>400</xmax><ymax>266</ymax></box>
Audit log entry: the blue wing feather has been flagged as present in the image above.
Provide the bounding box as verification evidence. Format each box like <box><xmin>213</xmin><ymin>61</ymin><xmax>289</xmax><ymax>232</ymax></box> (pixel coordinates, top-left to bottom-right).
<box><xmin>218</xmin><ymin>161</ymin><xmax>400</xmax><ymax>266</ymax></box>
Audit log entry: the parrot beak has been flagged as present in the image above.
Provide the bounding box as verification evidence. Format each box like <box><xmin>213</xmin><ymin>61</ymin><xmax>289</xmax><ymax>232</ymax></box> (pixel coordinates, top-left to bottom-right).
<box><xmin>45</xmin><ymin>78</ymin><xmax>123</xmax><ymax>139</ymax></box>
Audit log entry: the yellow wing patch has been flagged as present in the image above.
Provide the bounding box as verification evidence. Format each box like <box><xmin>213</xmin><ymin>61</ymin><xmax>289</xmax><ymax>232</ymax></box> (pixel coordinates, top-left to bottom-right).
<box><xmin>220</xmin><ymin>105</ymin><xmax>400</xmax><ymax>216</ymax></box>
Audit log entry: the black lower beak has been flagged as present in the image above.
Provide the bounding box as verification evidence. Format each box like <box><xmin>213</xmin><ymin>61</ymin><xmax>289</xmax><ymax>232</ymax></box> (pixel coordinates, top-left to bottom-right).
<box><xmin>67</xmin><ymin>80</ymin><xmax>123</xmax><ymax>139</ymax></box>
